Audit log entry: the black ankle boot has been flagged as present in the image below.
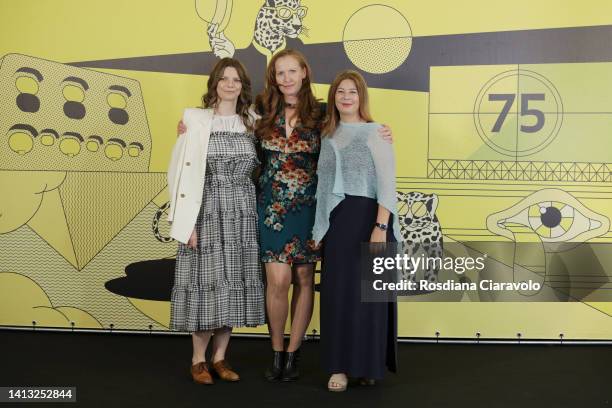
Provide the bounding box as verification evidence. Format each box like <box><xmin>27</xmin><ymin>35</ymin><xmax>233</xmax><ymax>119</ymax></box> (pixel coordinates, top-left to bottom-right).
<box><xmin>264</xmin><ymin>351</ymin><xmax>284</xmax><ymax>381</ymax></box>
<box><xmin>281</xmin><ymin>349</ymin><xmax>300</xmax><ymax>382</ymax></box>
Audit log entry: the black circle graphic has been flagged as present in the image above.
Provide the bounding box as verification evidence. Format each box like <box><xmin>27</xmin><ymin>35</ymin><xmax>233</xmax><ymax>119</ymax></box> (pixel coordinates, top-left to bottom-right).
<box><xmin>541</xmin><ymin>206</ymin><xmax>562</xmax><ymax>228</ymax></box>
<box><xmin>109</xmin><ymin>108</ymin><xmax>129</xmax><ymax>125</ymax></box>
<box><xmin>16</xmin><ymin>93</ymin><xmax>40</xmax><ymax>113</ymax></box>
<box><xmin>64</xmin><ymin>101</ymin><xmax>86</xmax><ymax>119</ymax></box>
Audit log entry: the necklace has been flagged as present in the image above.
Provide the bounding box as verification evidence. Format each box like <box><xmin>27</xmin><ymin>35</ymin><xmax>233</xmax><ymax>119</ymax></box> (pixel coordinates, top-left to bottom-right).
<box><xmin>284</xmin><ymin>102</ymin><xmax>297</xmax><ymax>109</ymax></box>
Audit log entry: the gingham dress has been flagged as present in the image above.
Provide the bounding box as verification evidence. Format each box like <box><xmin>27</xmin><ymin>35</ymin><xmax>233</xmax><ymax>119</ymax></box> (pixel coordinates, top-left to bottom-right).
<box><xmin>170</xmin><ymin>114</ymin><xmax>265</xmax><ymax>332</ymax></box>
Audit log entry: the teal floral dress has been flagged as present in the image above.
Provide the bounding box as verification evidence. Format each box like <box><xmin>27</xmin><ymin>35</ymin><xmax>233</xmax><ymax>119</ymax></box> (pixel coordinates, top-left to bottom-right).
<box><xmin>257</xmin><ymin>111</ymin><xmax>322</xmax><ymax>264</ymax></box>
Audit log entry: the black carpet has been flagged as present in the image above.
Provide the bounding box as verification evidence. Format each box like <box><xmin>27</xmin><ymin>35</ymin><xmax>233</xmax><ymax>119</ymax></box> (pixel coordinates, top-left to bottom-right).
<box><xmin>1</xmin><ymin>330</ymin><xmax>610</xmax><ymax>408</ymax></box>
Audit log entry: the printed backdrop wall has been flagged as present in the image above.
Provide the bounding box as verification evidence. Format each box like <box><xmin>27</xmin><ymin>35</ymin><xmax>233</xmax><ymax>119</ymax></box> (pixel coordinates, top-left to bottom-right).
<box><xmin>1</xmin><ymin>0</ymin><xmax>612</xmax><ymax>339</ymax></box>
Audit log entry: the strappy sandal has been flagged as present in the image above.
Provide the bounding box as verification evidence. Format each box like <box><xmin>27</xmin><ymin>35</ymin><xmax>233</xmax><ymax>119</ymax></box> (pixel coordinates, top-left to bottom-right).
<box><xmin>327</xmin><ymin>373</ymin><xmax>348</xmax><ymax>392</ymax></box>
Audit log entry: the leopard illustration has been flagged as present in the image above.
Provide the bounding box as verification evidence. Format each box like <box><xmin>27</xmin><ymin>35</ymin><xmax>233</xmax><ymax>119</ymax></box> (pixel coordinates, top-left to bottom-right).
<box><xmin>396</xmin><ymin>191</ymin><xmax>444</xmax><ymax>283</ymax></box>
<box><xmin>152</xmin><ymin>201</ymin><xmax>173</xmax><ymax>243</ymax></box>
<box><xmin>253</xmin><ymin>0</ymin><xmax>307</xmax><ymax>54</ymax></box>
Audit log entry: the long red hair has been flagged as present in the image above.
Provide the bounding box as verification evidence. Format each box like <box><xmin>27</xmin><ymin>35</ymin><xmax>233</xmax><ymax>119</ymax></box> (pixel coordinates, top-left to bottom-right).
<box><xmin>255</xmin><ymin>49</ymin><xmax>322</xmax><ymax>140</ymax></box>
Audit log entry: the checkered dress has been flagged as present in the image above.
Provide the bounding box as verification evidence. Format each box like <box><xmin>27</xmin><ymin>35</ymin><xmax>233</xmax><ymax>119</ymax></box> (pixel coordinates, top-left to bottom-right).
<box><xmin>170</xmin><ymin>122</ymin><xmax>265</xmax><ymax>332</ymax></box>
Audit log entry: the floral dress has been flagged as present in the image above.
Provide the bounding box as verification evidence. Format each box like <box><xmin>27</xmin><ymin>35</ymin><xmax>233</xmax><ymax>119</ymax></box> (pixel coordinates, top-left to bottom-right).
<box><xmin>257</xmin><ymin>111</ymin><xmax>322</xmax><ymax>264</ymax></box>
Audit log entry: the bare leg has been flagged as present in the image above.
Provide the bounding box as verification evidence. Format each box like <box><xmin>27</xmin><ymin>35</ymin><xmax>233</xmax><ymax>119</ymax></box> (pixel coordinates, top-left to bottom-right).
<box><xmin>211</xmin><ymin>327</ymin><xmax>232</xmax><ymax>363</ymax></box>
<box><xmin>287</xmin><ymin>263</ymin><xmax>314</xmax><ymax>352</ymax></box>
<box><xmin>192</xmin><ymin>330</ymin><xmax>213</xmax><ymax>364</ymax></box>
<box><xmin>265</xmin><ymin>262</ymin><xmax>292</xmax><ymax>351</ymax></box>
<box><xmin>290</xmin><ymin>273</ymin><xmax>298</xmax><ymax>325</ymax></box>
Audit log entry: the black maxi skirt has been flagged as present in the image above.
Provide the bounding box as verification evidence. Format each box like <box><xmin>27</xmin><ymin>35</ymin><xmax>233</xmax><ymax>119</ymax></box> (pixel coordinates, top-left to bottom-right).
<box><xmin>320</xmin><ymin>195</ymin><xmax>398</xmax><ymax>379</ymax></box>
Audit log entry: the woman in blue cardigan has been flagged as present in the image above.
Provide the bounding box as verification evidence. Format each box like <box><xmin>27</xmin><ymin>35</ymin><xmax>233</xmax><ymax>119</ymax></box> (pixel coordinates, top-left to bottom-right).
<box><xmin>313</xmin><ymin>70</ymin><xmax>401</xmax><ymax>392</ymax></box>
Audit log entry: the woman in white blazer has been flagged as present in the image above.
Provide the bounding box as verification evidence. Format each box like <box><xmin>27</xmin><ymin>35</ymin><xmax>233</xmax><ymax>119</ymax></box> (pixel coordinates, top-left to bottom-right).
<box><xmin>167</xmin><ymin>58</ymin><xmax>265</xmax><ymax>385</ymax></box>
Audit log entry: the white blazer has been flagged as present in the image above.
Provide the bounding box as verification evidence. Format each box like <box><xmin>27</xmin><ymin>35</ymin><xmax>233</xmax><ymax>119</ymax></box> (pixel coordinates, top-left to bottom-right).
<box><xmin>167</xmin><ymin>108</ymin><xmax>214</xmax><ymax>244</ymax></box>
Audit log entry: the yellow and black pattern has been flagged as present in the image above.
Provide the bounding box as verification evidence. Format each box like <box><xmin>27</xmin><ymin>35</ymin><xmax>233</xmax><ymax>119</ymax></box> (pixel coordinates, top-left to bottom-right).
<box><xmin>0</xmin><ymin>54</ymin><xmax>152</xmax><ymax>172</ymax></box>
<box><xmin>1</xmin><ymin>0</ymin><xmax>612</xmax><ymax>339</ymax></box>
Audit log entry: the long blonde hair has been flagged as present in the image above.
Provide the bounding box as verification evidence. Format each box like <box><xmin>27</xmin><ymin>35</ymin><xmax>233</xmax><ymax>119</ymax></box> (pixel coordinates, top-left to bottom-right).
<box><xmin>321</xmin><ymin>70</ymin><xmax>373</xmax><ymax>137</ymax></box>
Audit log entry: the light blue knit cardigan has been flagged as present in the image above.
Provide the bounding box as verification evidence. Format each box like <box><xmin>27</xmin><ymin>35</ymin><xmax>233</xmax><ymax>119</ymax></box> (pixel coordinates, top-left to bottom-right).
<box><xmin>312</xmin><ymin>122</ymin><xmax>402</xmax><ymax>245</ymax></box>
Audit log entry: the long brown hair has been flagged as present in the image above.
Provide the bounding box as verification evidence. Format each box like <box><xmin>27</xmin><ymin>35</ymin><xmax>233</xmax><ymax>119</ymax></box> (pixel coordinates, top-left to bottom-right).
<box><xmin>321</xmin><ymin>70</ymin><xmax>373</xmax><ymax>137</ymax></box>
<box><xmin>202</xmin><ymin>58</ymin><xmax>254</xmax><ymax>132</ymax></box>
<box><xmin>255</xmin><ymin>49</ymin><xmax>322</xmax><ymax>140</ymax></box>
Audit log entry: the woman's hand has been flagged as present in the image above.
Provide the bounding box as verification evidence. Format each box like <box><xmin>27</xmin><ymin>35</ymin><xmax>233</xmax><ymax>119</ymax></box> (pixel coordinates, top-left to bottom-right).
<box><xmin>177</xmin><ymin>120</ymin><xmax>187</xmax><ymax>137</ymax></box>
<box><xmin>187</xmin><ymin>229</ymin><xmax>197</xmax><ymax>249</ymax></box>
<box><xmin>370</xmin><ymin>226</ymin><xmax>387</xmax><ymax>243</ymax></box>
<box><xmin>378</xmin><ymin>124</ymin><xmax>393</xmax><ymax>144</ymax></box>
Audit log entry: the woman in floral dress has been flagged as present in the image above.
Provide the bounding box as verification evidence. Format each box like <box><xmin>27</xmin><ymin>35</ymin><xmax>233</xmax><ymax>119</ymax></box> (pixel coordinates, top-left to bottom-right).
<box><xmin>256</xmin><ymin>49</ymin><xmax>323</xmax><ymax>382</ymax></box>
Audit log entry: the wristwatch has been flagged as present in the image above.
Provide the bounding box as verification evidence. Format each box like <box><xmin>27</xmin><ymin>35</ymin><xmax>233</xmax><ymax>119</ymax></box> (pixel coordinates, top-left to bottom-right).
<box><xmin>375</xmin><ymin>222</ymin><xmax>388</xmax><ymax>231</ymax></box>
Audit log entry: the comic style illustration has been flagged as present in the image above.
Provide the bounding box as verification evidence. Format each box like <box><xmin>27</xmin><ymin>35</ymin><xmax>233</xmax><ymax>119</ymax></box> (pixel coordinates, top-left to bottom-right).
<box><xmin>1</xmin><ymin>0</ymin><xmax>612</xmax><ymax>338</ymax></box>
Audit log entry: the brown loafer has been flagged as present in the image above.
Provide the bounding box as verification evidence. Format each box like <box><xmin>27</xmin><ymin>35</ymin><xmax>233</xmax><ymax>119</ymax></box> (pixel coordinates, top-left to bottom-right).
<box><xmin>191</xmin><ymin>362</ymin><xmax>214</xmax><ymax>385</ymax></box>
<box><xmin>212</xmin><ymin>360</ymin><xmax>240</xmax><ymax>382</ymax></box>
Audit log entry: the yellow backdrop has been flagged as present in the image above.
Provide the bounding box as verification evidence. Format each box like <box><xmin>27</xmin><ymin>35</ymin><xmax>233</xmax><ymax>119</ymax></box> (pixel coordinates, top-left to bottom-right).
<box><xmin>1</xmin><ymin>0</ymin><xmax>611</xmax><ymax>339</ymax></box>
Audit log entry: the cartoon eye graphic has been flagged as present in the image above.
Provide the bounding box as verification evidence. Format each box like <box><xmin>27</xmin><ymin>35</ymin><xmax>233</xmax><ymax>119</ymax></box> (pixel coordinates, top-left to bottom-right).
<box><xmin>396</xmin><ymin>194</ymin><xmax>412</xmax><ymax>224</ymax></box>
<box><xmin>7</xmin><ymin>124</ymin><xmax>37</xmax><ymax>155</ymax></box>
<box><xmin>86</xmin><ymin>135</ymin><xmax>103</xmax><ymax>152</ymax></box>
<box><xmin>15</xmin><ymin>76</ymin><xmax>39</xmax><ymax>94</ymax></box>
<box><xmin>14</xmin><ymin>67</ymin><xmax>43</xmax><ymax>113</ymax></box>
<box><xmin>397</xmin><ymin>192</ymin><xmax>436</xmax><ymax>221</ymax></box>
<box><xmin>269</xmin><ymin>6</ymin><xmax>307</xmax><ymax>19</ymax></box>
<box><xmin>107</xmin><ymin>85</ymin><xmax>130</xmax><ymax>125</ymax></box>
<box><xmin>105</xmin><ymin>138</ymin><xmax>125</xmax><ymax>161</ymax></box>
<box><xmin>59</xmin><ymin>132</ymin><xmax>83</xmax><ymax>157</ymax></box>
<box><xmin>527</xmin><ymin>201</ymin><xmax>575</xmax><ymax>238</ymax></box>
<box><xmin>62</xmin><ymin>76</ymin><xmax>88</xmax><ymax>120</ymax></box>
<box><xmin>487</xmin><ymin>189</ymin><xmax>610</xmax><ymax>243</ymax></box>
<box><xmin>107</xmin><ymin>93</ymin><xmax>127</xmax><ymax>109</ymax></box>
<box><xmin>63</xmin><ymin>85</ymin><xmax>85</xmax><ymax>103</ymax></box>
<box><xmin>411</xmin><ymin>201</ymin><xmax>428</xmax><ymax>218</ymax></box>
<box><xmin>127</xmin><ymin>142</ymin><xmax>144</xmax><ymax>158</ymax></box>
<box><xmin>40</xmin><ymin>129</ymin><xmax>59</xmax><ymax>146</ymax></box>
<box><xmin>277</xmin><ymin>7</ymin><xmax>292</xmax><ymax>19</ymax></box>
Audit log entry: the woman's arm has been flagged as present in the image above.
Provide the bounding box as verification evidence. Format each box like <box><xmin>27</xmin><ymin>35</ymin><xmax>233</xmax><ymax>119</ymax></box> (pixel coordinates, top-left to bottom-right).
<box><xmin>187</xmin><ymin>229</ymin><xmax>197</xmax><ymax>249</ymax></box>
<box><xmin>370</xmin><ymin>205</ymin><xmax>390</xmax><ymax>243</ymax></box>
<box><xmin>368</xmin><ymin>126</ymin><xmax>397</xmax><ymax>242</ymax></box>
<box><xmin>251</xmin><ymin>144</ymin><xmax>262</xmax><ymax>185</ymax></box>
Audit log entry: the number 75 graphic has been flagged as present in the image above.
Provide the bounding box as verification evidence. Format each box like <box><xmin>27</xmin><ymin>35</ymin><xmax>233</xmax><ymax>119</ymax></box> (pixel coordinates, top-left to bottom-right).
<box><xmin>489</xmin><ymin>93</ymin><xmax>545</xmax><ymax>133</ymax></box>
